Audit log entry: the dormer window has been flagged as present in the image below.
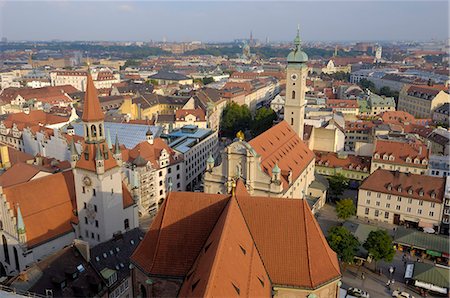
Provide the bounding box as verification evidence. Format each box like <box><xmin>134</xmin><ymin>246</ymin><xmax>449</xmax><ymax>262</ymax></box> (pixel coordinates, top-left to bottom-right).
<box><xmin>349</xmin><ymin>165</ymin><xmax>353</xmax><ymax>170</ymax></box>
<box><xmin>414</xmin><ymin>158</ymin><xmax>420</xmax><ymax>164</ymax></box>
<box><xmin>387</xmin><ymin>183</ymin><xmax>392</xmax><ymax>191</ymax></box>
<box><xmin>419</xmin><ymin>189</ymin><xmax>424</xmax><ymax>196</ymax></box>
<box><xmin>408</xmin><ymin>188</ymin><xmax>413</xmax><ymax>195</ymax></box>
<box><xmin>374</xmin><ymin>153</ymin><xmax>380</xmax><ymax>159</ymax></box>
<box><xmin>431</xmin><ymin>191</ymin><xmax>436</xmax><ymax>199</ymax></box>
<box><xmin>363</xmin><ymin>167</ymin><xmax>368</xmax><ymax>172</ymax></box>
<box><xmin>383</xmin><ymin>154</ymin><xmax>388</xmax><ymax>160</ymax></box>
<box><xmin>422</xmin><ymin>159</ymin><xmax>428</xmax><ymax>165</ymax></box>
<box><xmin>389</xmin><ymin>155</ymin><xmax>395</xmax><ymax>161</ymax></box>
<box><xmin>318</xmin><ymin>160</ymin><xmax>323</xmax><ymax>165</ymax></box>
<box><xmin>406</xmin><ymin>157</ymin><xmax>412</xmax><ymax>163</ymax></box>
<box><xmin>398</xmin><ymin>186</ymin><xmax>402</xmax><ymax>192</ymax></box>
<box><xmin>325</xmin><ymin>161</ymin><xmax>329</xmax><ymax>167</ymax></box>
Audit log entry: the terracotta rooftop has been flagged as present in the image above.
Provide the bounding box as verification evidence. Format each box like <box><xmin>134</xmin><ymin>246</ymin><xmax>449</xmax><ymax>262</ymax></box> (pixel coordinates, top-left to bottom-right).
<box><xmin>175</xmin><ymin>109</ymin><xmax>206</xmax><ymax>121</ymax></box>
<box><xmin>127</xmin><ymin>139</ymin><xmax>179</xmax><ymax>169</ymax></box>
<box><xmin>2</xmin><ymin>171</ymin><xmax>77</xmax><ymax>248</ymax></box>
<box><xmin>373</xmin><ymin>139</ymin><xmax>429</xmax><ymax>168</ymax></box>
<box><xmin>248</xmin><ymin>121</ymin><xmax>315</xmax><ymax>189</ymax></box>
<box><xmin>315</xmin><ymin>151</ymin><xmax>371</xmax><ymax>172</ymax></box>
<box><xmin>0</xmin><ymin>146</ymin><xmax>34</xmax><ymax>166</ymax></box>
<box><xmin>131</xmin><ymin>192</ymin><xmax>340</xmax><ymax>290</ymax></box>
<box><xmin>5</xmin><ymin>110</ymin><xmax>69</xmax><ymax>127</ymax></box>
<box><xmin>360</xmin><ymin>169</ymin><xmax>445</xmax><ymax>203</ymax></box>
<box><xmin>81</xmin><ymin>72</ymin><xmax>105</xmax><ymax>122</ymax></box>
<box><xmin>0</xmin><ymin>162</ymin><xmax>45</xmax><ymax>187</ymax></box>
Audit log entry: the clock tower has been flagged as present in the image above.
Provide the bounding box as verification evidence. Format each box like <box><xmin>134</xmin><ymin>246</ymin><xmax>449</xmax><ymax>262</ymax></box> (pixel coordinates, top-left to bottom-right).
<box><xmin>73</xmin><ymin>69</ymin><xmax>137</xmax><ymax>246</ymax></box>
<box><xmin>285</xmin><ymin>27</ymin><xmax>308</xmax><ymax>139</ymax></box>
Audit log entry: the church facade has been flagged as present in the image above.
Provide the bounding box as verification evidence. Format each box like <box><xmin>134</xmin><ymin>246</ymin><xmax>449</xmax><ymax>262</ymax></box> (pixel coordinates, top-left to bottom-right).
<box><xmin>204</xmin><ymin>29</ymin><xmax>316</xmax><ymax>199</ymax></box>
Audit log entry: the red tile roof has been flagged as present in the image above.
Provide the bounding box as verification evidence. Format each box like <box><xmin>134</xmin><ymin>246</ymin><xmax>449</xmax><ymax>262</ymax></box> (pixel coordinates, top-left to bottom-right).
<box><xmin>248</xmin><ymin>121</ymin><xmax>315</xmax><ymax>189</ymax></box>
<box><xmin>315</xmin><ymin>151</ymin><xmax>371</xmax><ymax>172</ymax></box>
<box><xmin>81</xmin><ymin>72</ymin><xmax>105</xmax><ymax>122</ymax></box>
<box><xmin>0</xmin><ymin>163</ymin><xmax>42</xmax><ymax>187</ymax></box>
<box><xmin>175</xmin><ymin>109</ymin><xmax>206</xmax><ymax>121</ymax></box>
<box><xmin>131</xmin><ymin>192</ymin><xmax>341</xmax><ymax>290</ymax></box>
<box><xmin>373</xmin><ymin>139</ymin><xmax>429</xmax><ymax>168</ymax></box>
<box><xmin>360</xmin><ymin>169</ymin><xmax>445</xmax><ymax>203</ymax></box>
<box><xmin>127</xmin><ymin>139</ymin><xmax>179</xmax><ymax>168</ymax></box>
<box><xmin>5</xmin><ymin>110</ymin><xmax>69</xmax><ymax>127</ymax></box>
<box><xmin>2</xmin><ymin>171</ymin><xmax>77</xmax><ymax>248</ymax></box>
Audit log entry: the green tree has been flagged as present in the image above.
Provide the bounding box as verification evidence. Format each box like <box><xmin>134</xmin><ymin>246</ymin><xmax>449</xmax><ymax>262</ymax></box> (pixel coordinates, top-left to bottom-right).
<box><xmin>328</xmin><ymin>174</ymin><xmax>349</xmax><ymax>199</ymax></box>
<box><xmin>327</xmin><ymin>226</ymin><xmax>360</xmax><ymax>263</ymax></box>
<box><xmin>202</xmin><ymin>77</ymin><xmax>214</xmax><ymax>85</ymax></box>
<box><xmin>358</xmin><ymin>78</ymin><xmax>376</xmax><ymax>92</ymax></box>
<box><xmin>336</xmin><ymin>198</ymin><xmax>356</xmax><ymax>220</ymax></box>
<box><xmin>149</xmin><ymin>79</ymin><xmax>159</xmax><ymax>86</ymax></box>
<box><xmin>220</xmin><ymin>102</ymin><xmax>251</xmax><ymax>138</ymax></box>
<box><xmin>363</xmin><ymin>230</ymin><xmax>395</xmax><ymax>268</ymax></box>
<box><xmin>251</xmin><ymin>107</ymin><xmax>277</xmax><ymax>137</ymax></box>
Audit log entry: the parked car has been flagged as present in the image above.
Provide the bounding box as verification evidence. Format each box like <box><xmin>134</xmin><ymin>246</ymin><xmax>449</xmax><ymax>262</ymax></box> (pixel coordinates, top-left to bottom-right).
<box><xmin>346</xmin><ymin>287</ymin><xmax>370</xmax><ymax>298</ymax></box>
<box><xmin>392</xmin><ymin>290</ymin><xmax>415</xmax><ymax>298</ymax></box>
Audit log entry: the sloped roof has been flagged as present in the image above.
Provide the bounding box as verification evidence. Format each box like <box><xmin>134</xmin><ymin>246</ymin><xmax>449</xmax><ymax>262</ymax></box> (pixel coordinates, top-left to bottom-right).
<box><xmin>394</xmin><ymin>227</ymin><xmax>449</xmax><ymax>253</ymax></box>
<box><xmin>178</xmin><ymin>197</ymin><xmax>271</xmax><ymax>297</ymax></box>
<box><xmin>0</xmin><ymin>162</ymin><xmax>42</xmax><ymax>187</ymax></box>
<box><xmin>373</xmin><ymin>139</ymin><xmax>429</xmax><ymax>168</ymax></box>
<box><xmin>248</xmin><ymin>121</ymin><xmax>315</xmax><ymax>189</ymax></box>
<box><xmin>75</xmin><ymin>143</ymin><xmax>117</xmax><ymax>172</ymax></box>
<box><xmin>412</xmin><ymin>262</ymin><xmax>450</xmax><ymax>289</ymax></box>
<box><xmin>0</xmin><ymin>146</ymin><xmax>34</xmax><ymax>166</ymax></box>
<box><xmin>131</xmin><ymin>192</ymin><xmax>341</xmax><ymax>290</ymax></box>
<box><xmin>82</xmin><ymin>72</ymin><xmax>105</xmax><ymax>122</ymax></box>
<box><xmin>2</xmin><ymin>171</ymin><xmax>77</xmax><ymax>248</ymax></box>
<box><xmin>5</xmin><ymin>110</ymin><xmax>69</xmax><ymax>126</ymax></box>
<box><xmin>127</xmin><ymin>139</ymin><xmax>179</xmax><ymax>169</ymax></box>
<box><xmin>360</xmin><ymin>169</ymin><xmax>445</xmax><ymax>203</ymax></box>
<box><xmin>175</xmin><ymin>109</ymin><xmax>206</xmax><ymax>121</ymax></box>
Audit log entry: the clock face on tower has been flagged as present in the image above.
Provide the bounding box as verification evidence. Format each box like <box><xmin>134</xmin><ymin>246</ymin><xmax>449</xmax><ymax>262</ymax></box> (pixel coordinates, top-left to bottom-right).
<box><xmin>290</xmin><ymin>73</ymin><xmax>298</xmax><ymax>81</ymax></box>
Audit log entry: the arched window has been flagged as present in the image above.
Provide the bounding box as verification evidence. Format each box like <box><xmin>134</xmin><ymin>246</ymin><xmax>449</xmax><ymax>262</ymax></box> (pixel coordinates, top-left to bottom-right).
<box><xmin>13</xmin><ymin>247</ymin><xmax>19</xmax><ymax>271</ymax></box>
<box><xmin>2</xmin><ymin>235</ymin><xmax>9</xmax><ymax>265</ymax></box>
<box><xmin>292</xmin><ymin>90</ymin><xmax>296</xmax><ymax>99</ymax></box>
<box><xmin>85</xmin><ymin>125</ymin><xmax>89</xmax><ymax>138</ymax></box>
<box><xmin>140</xmin><ymin>284</ymin><xmax>147</xmax><ymax>298</ymax></box>
<box><xmin>91</xmin><ymin>125</ymin><xmax>97</xmax><ymax>137</ymax></box>
<box><xmin>98</xmin><ymin>124</ymin><xmax>103</xmax><ymax>137</ymax></box>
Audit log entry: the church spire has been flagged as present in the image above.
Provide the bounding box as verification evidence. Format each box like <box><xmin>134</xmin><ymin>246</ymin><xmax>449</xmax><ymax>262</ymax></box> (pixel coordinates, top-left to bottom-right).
<box><xmin>82</xmin><ymin>70</ymin><xmax>104</xmax><ymax>122</ymax></box>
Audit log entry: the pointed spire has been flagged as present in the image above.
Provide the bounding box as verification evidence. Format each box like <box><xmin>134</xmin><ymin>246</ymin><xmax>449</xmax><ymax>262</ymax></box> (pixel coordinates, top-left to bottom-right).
<box><xmin>294</xmin><ymin>24</ymin><xmax>301</xmax><ymax>49</ymax></box>
<box><xmin>106</xmin><ymin>128</ymin><xmax>112</xmax><ymax>149</ymax></box>
<box><xmin>17</xmin><ymin>205</ymin><xmax>25</xmax><ymax>234</ymax></box>
<box><xmin>82</xmin><ymin>69</ymin><xmax>104</xmax><ymax>122</ymax></box>
<box><xmin>70</xmin><ymin>139</ymin><xmax>78</xmax><ymax>155</ymax></box>
<box><xmin>272</xmin><ymin>162</ymin><xmax>281</xmax><ymax>174</ymax></box>
<box><xmin>114</xmin><ymin>134</ymin><xmax>121</xmax><ymax>155</ymax></box>
<box><xmin>95</xmin><ymin>144</ymin><xmax>103</xmax><ymax>161</ymax></box>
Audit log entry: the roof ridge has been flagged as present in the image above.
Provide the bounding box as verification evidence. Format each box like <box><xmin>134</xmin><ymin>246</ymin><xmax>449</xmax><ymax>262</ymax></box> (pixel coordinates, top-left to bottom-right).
<box><xmin>302</xmin><ymin>199</ymin><xmax>314</xmax><ymax>287</ymax></box>
<box><xmin>201</xmin><ymin>197</ymin><xmax>234</xmax><ymax>297</ymax></box>
<box><xmin>303</xmin><ymin>199</ymin><xmax>341</xmax><ymax>281</ymax></box>
<box><xmin>234</xmin><ymin>195</ymin><xmax>273</xmax><ymax>286</ymax></box>
<box><xmin>148</xmin><ymin>193</ymin><xmax>170</xmax><ymax>273</ymax></box>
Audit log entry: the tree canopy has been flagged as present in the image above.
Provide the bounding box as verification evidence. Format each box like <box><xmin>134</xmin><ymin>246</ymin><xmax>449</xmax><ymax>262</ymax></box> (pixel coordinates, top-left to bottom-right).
<box><xmin>327</xmin><ymin>226</ymin><xmax>360</xmax><ymax>263</ymax></box>
<box><xmin>327</xmin><ymin>174</ymin><xmax>349</xmax><ymax>199</ymax></box>
<box><xmin>251</xmin><ymin>107</ymin><xmax>277</xmax><ymax>136</ymax></box>
<box><xmin>336</xmin><ymin>198</ymin><xmax>356</xmax><ymax>220</ymax></box>
<box><xmin>363</xmin><ymin>230</ymin><xmax>395</xmax><ymax>263</ymax></box>
<box><xmin>220</xmin><ymin>102</ymin><xmax>251</xmax><ymax>138</ymax></box>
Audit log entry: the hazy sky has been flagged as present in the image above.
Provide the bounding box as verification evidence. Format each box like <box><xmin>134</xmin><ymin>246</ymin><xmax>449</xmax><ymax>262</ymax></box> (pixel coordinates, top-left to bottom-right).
<box><xmin>0</xmin><ymin>1</ymin><xmax>448</xmax><ymax>42</ymax></box>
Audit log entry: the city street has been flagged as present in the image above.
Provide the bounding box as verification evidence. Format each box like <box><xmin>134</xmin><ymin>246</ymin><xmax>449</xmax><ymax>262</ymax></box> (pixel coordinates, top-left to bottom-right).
<box><xmin>315</xmin><ymin>203</ymin><xmax>441</xmax><ymax>298</ymax></box>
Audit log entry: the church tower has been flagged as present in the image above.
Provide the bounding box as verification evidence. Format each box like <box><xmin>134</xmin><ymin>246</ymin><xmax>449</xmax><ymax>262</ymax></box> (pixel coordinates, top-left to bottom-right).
<box><xmin>285</xmin><ymin>27</ymin><xmax>308</xmax><ymax>139</ymax></box>
<box><xmin>73</xmin><ymin>70</ymin><xmax>136</xmax><ymax>246</ymax></box>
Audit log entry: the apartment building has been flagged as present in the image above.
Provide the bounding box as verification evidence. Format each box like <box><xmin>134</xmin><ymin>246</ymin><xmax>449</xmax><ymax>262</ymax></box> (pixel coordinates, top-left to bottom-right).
<box><xmin>358</xmin><ymin>169</ymin><xmax>445</xmax><ymax>232</ymax></box>
<box><xmin>398</xmin><ymin>85</ymin><xmax>449</xmax><ymax>118</ymax></box>
<box><xmin>371</xmin><ymin>139</ymin><xmax>429</xmax><ymax>174</ymax></box>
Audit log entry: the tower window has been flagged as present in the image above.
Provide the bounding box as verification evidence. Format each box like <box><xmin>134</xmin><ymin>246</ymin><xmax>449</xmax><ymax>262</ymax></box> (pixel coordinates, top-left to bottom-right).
<box><xmin>291</xmin><ymin>118</ymin><xmax>294</xmax><ymax>125</ymax></box>
<box><xmin>82</xmin><ymin>186</ymin><xmax>86</xmax><ymax>194</ymax></box>
<box><xmin>99</xmin><ymin>124</ymin><xmax>103</xmax><ymax>137</ymax></box>
<box><xmin>292</xmin><ymin>90</ymin><xmax>296</xmax><ymax>99</ymax></box>
<box><xmin>91</xmin><ymin>125</ymin><xmax>97</xmax><ymax>137</ymax></box>
<box><xmin>124</xmin><ymin>219</ymin><xmax>129</xmax><ymax>230</ymax></box>
<box><xmin>93</xmin><ymin>189</ymin><xmax>96</xmax><ymax>196</ymax></box>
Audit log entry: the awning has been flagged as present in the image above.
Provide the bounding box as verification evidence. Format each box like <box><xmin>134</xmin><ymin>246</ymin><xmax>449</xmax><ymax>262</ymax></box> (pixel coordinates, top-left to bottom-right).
<box><xmin>403</xmin><ymin>216</ymin><xmax>419</xmax><ymax>223</ymax></box>
<box><xmin>414</xmin><ymin>280</ymin><xmax>448</xmax><ymax>294</ymax></box>
<box><xmin>426</xmin><ymin>250</ymin><xmax>442</xmax><ymax>257</ymax></box>
<box><xmin>419</xmin><ymin>220</ymin><xmax>434</xmax><ymax>228</ymax></box>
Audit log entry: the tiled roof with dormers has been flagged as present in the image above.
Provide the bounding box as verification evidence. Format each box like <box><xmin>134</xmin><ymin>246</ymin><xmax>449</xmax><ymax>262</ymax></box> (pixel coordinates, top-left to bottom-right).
<box><xmin>373</xmin><ymin>139</ymin><xmax>429</xmax><ymax>168</ymax></box>
<box><xmin>315</xmin><ymin>151</ymin><xmax>371</xmax><ymax>173</ymax></box>
<box><xmin>360</xmin><ymin>169</ymin><xmax>445</xmax><ymax>203</ymax></box>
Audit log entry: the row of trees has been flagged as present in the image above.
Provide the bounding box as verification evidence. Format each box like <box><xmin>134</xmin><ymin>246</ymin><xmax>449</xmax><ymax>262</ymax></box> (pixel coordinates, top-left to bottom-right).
<box><xmin>358</xmin><ymin>78</ymin><xmax>399</xmax><ymax>100</ymax></box>
<box><xmin>327</xmin><ymin>226</ymin><xmax>395</xmax><ymax>268</ymax></box>
<box><xmin>220</xmin><ymin>102</ymin><xmax>277</xmax><ymax>138</ymax></box>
